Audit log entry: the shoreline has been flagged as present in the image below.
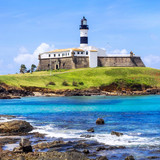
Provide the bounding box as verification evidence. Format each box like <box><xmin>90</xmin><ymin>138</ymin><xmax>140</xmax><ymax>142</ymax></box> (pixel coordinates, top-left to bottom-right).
<box><xmin>0</xmin><ymin>82</ymin><xmax>160</xmax><ymax>99</ymax></box>
<box><xmin>0</xmin><ymin>115</ymin><xmax>134</xmax><ymax>160</ymax></box>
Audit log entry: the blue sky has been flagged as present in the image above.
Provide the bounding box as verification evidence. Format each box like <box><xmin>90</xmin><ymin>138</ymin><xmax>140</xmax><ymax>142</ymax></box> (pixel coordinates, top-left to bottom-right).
<box><xmin>0</xmin><ymin>0</ymin><xmax>160</xmax><ymax>74</ymax></box>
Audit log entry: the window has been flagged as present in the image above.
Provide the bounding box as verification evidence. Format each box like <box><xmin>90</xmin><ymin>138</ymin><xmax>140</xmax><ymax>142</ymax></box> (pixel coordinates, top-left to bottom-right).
<box><xmin>77</xmin><ymin>52</ymin><xmax>79</xmax><ymax>54</ymax></box>
<box><xmin>49</xmin><ymin>54</ymin><xmax>51</xmax><ymax>57</ymax></box>
<box><xmin>48</xmin><ymin>64</ymin><xmax>50</xmax><ymax>67</ymax></box>
<box><xmin>58</xmin><ymin>54</ymin><xmax>60</xmax><ymax>57</ymax></box>
<box><xmin>54</xmin><ymin>54</ymin><xmax>56</xmax><ymax>57</ymax></box>
<box><xmin>68</xmin><ymin>53</ymin><xmax>69</xmax><ymax>55</ymax></box>
<box><xmin>81</xmin><ymin>52</ymin><xmax>83</xmax><ymax>54</ymax></box>
<box><xmin>86</xmin><ymin>51</ymin><xmax>88</xmax><ymax>55</ymax></box>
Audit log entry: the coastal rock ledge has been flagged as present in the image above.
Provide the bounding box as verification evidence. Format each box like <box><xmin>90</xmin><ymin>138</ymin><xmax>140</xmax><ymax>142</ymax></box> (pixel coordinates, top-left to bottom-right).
<box><xmin>0</xmin><ymin>120</ymin><xmax>33</xmax><ymax>133</ymax></box>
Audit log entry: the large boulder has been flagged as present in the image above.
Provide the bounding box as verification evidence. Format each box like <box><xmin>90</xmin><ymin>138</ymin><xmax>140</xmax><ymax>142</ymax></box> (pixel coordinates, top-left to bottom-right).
<box><xmin>0</xmin><ymin>120</ymin><xmax>33</xmax><ymax>133</ymax></box>
<box><xmin>96</xmin><ymin>118</ymin><xmax>105</xmax><ymax>125</ymax></box>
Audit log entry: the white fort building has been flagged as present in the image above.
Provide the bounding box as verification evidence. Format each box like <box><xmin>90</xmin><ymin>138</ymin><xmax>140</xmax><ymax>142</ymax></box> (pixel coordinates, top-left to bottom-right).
<box><xmin>38</xmin><ymin>17</ymin><xmax>145</xmax><ymax>70</ymax></box>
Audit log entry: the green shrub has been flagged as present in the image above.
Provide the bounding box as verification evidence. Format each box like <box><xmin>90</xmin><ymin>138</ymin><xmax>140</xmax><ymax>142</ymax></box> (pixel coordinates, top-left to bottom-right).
<box><xmin>46</xmin><ymin>82</ymin><xmax>56</xmax><ymax>86</ymax></box>
<box><xmin>72</xmin><ymin>81</ymin><xmax>78</xmax><ymax>86</ymax></box>
<box><xmin>62</xmin><ymin>80</ymin><xmax>69</xmax><ymax>86</ymax></box>
<box><xmin>79</xmin><ymin>82</ymin><xmax>84</xmax><ymax>85</ymax></box>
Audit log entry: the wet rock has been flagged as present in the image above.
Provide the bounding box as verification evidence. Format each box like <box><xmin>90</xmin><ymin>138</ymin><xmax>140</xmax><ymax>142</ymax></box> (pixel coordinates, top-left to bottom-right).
<box><xmin>111</xmin><ymin>131</ymin><xmax>123</xmax><ymax>137</ymax></box>
<box><xmin>33</xmin><ymin>140</ymin><xmax>66</xmax><ymax>150</ymax></box>
<box><xmin>0</xmin><ymin>151</ymin><xmax>91</xmax><ymax>160</ymax></box>
<box><xmin>0</xmin><ymin>115</ymin><xmax>16</xmax><ymax>119</ymax></box>
<box><xmin>96</xmin><ymin>146</ymin><xmax>106</xmax><ymax>151</ymax></box>
<box><xmin>13</xmin><ymin>146</ymin><xmax>23</xmax><ymax>153</ymax></box>
<box><xmin>96</xmin><ymin>156</ymin><xmax>108</xmax><ymax>160</ymax></box>
<box><xmin>87</xmin><ymin>128</ymin><xmax>94</xmax><ymax>133</ymax></box>
<box><xmin>80</xmin><ymin>134</ymin><xmax>94</xmax><ymax>138</ymax></box>
<box><xmin>125</xmin><ymin>155</ymin><xmax>135</xmax><ymax>160</ymax></box>
<box><xmin>20</xmin><ymin>138</ymin><xmax>33</xmax><ymax>153</ymax></box>
<box><xmin>106</xmin><ymin>146</ymin><xmax>126</xmax><ymax>150</ymax></box>
<box><xmin>96</xmin><ymin>118</ymin><xmax>105</xmax><ymax>125</ymax></box>
<box><xmin>83</xmin><ymin>149</ymin><xmax>89</xmax><ymax>154</ymax></box>
<box><xmin>0</xmin><ymin>120</ymin><xmax>33</xmax><ymax>134</ymax></box>
<box><xmin>32</xmin><ymin>132</ymin><xmax>46</xmax><ymax>138</ymax></box>
<box><xmin>147</xmin><ymin>156</ymin><xmax>160</xmax><ymax>159</ymax></box>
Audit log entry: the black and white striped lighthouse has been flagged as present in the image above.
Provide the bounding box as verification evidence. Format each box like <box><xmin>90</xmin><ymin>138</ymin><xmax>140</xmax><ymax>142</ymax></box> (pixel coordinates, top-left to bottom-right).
<box><xmin>79</xmin><ymin>16</ymin><xmax>89</xmax><ymax>47</ymax></box>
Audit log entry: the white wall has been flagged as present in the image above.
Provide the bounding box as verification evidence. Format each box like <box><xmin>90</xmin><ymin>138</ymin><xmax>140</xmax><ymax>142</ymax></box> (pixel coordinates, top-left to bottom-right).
<box><xmin>89</xmin><ymin>51</ymin><xmax>98</xmax><ymax>68</ymax></box>
<box><xmin>40</xmin><ymin>51</ymin><xmax>71</xmax><ymax>59</ymax></box>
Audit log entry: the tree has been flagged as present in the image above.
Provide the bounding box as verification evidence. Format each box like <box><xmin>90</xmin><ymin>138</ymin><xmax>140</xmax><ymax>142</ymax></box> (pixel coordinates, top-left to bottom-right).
<box><xmin>20</xmin><ymin>64</ymin><xmax>27</xmax><ymax>74</ymax></box>
<box><xmin>31</xmin><ymin>64</ymin><xmax>36</xmax><ymax>73</ymax></box>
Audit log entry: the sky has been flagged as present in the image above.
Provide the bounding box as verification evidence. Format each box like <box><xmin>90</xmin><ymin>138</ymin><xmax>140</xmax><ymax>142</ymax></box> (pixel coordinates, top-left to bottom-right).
<box><xmin>0</xmin><ymin>0</ymin><xmax>160</xmax><ymax>74</ymax></box>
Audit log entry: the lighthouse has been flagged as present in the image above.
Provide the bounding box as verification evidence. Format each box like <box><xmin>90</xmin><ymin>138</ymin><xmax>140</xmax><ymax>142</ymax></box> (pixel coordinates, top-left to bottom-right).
<box><xmin>79</xmin><ymin>16</ymin><xmax>89</xmax><ymax>48</ymax></box>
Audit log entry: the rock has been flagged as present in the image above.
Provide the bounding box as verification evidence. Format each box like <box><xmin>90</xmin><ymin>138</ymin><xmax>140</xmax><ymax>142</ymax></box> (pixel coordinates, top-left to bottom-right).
<box><xmin>33</xmin><ymin>132</ymin><xmax>46</xmax><ymax>138</ymax></box>
<box><xmin>96</xmin><ymin>118</ymin><xmax>105</xmax><ymax>125</ymax></box>
<box><xmin>147</xmin><ymin>156</ymin><xmax>160</xmax><ymax>159</ymax></box>
<box><xmin>97</xmin><ymin>156</ymin><xmax>108</xmax><ymax>160</ymax></box>
<box><xmin>14</xmin><ymin>138</ymin><xmax>32</xmax><ymax>153</ymax></box>
<box><xmin>106</xmin><ymin>146</ymin><xmax>126</xmax><ymax>150</ymax></box>
<box><xmin>83</xmin><ymin>149</ymin><xmax>89</xmax><ymax>154</ymax></box>
<box><xmin>20</xmin><ymin>138</ymin><xmax>33</xmax><ymax>153</ymax></box>
<box><xmin>96</xmin><ymin>146</ymin><xmax>106</xmax><ymax>151</ymax></box>
<box><xmin>33</xmin><ymin>140</ymin><xmax>66</xmax><ymax>150</ymax></box>
<box><xmin>13</xmin><ymin>146</ymin><xmax>23</xmax><ymax>153</ymax></box>
<box><xmin>0</xmin><ymin>151</ymin><xmax>91</xmax><ymax>160</ymax></box>
<box><xmin>125</xmin><ymin>155</ymin><xmax>135</xmax><ymax>160</ymax></box>
<box><xmin>80</xmin><ymin>134</ymin><xmax>94</xmax><ymax>138</ymax></box>
<box><xmin>111</xmin><ymin>131</ymin><xmax>123</xmax><ymax>137</ymax></box>
<box><xmin>0</xmin><ymin>120</ymin><xmax>33</xmax><ymax>133</ymax></box>
<box><xmin>87</xmin><ymin>128</ymin><xmax>94</xmax><ymax>132</ymax></box>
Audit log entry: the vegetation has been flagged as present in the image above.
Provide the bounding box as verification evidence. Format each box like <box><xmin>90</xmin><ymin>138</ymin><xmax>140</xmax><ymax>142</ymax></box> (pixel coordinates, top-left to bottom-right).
<box><xmin>20</xmin><ymin>64</ymin><xmax>27</xmax><ymax>74</ymax></box>
<box><xmin>0</xmin><ymin>67</ymin><xmax>160</xmax><ymax>90</ymax></box>
<box><xmin>31</xmin><ymin>64</ymin><xmax>37</xmax><ymax>73</ymax></box>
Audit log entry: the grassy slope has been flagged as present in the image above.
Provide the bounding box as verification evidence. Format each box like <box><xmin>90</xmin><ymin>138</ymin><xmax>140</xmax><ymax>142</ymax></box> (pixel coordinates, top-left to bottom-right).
<box><xmin>0</xmin><ymin>67</ymin><xmax>160</xmax><ymax>90</ymax></box>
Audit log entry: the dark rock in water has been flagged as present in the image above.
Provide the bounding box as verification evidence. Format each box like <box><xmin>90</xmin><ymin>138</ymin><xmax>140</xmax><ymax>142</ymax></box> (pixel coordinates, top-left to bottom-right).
<box><xmin>67</xmin><ymin>148</ymin><xmax>81</xmax><ymax>153</ymax></box>
<box><xmin>96</xmin><ymin>156</ymin><xmax>108</xmax><ymax>160</ymax></box>
<box><xmin>125</xmin><ymin>155</ymin><xmax>135</xmax><ymax>160</ymax></box>
<box><xmin>111</xmin><ymin>131</ymin><xmax>123</xmax><ymax>137</ymax></box>
<box><xmin>96</xmin><ymin>118</ymin><xmax>105</xmax><ymax>125</ymax></box>
<box><xmin>83</xmin><ymin>149</ymin><xmax>89</xmax><ymax>154</ymax></box>
<box><xmin>147</xmin><ymin>156</ymin><xmax>160</xmax><ymax>159</ymax></box>
<box><xmin>106</xmin><ymin>146</ymin><xmax>126</xmax><ymax>150</ymax></box>
<box><xmin>87</xmin><ymin>128</ymin><xmax>94</xmax><ymax>132</ymax></box>
<box><xmin>96</xmin><ymin>146</ymin><xmax>106</xmax><ymax>151</ymax></box>
<box><xmin>0</xmin><ymin>120</ymin><xmax>33</xmax><ymax>134</ymax></box>
<box><xmin>80</xmin><ymin>134</ymin><xmax>94</xmax><ymax>138</ymax></box>
<box><xmin>20</xmin><ymin>138</ymin><xmax>33</xmax><ymax>153</ymax></box>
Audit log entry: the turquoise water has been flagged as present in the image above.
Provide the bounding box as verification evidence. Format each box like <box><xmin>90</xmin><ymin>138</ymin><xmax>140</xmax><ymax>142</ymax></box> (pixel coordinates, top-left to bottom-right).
<box><xmin>0</xmin><ymin>95</ymin><xmax>160</xmax><ymax>159</ymax></box>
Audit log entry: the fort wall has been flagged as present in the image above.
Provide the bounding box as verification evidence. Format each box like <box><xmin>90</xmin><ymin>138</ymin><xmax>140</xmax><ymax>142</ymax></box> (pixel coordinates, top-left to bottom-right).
<box><xmin>38</xmin><ymin>56</ymin><xmax>89</xmax><ymax>70</ymax></box>
<box><xmin>38</xmin><ymin>56</ymin><xmax>145</xmax><ymax>70</ymax></box>
<box><xmin>98</xmin><ymin>56</ymin><xmax>145</xmax><ymax>67</ymax></box>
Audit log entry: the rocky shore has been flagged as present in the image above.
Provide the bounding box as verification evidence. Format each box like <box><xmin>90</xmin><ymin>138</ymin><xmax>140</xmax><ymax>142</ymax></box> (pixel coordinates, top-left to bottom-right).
<box><xmin>0</xmin><ymin>115</ymin><xmax>138</xmax><ymax>160</ymax></box>
<box><xmin>0</xmin><ymin>82</ymin><xmax>160</xmax><ymax>99</ymax></box>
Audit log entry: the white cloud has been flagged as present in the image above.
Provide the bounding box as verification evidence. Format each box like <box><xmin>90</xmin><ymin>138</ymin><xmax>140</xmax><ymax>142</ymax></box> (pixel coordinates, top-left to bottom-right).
<box><xmin>14</xmin><ymin>43</ymin><xmax>55</xmax><ymax>67</ymax></box>
<box><xmin>143</xmin><ymin>55</ymin><xmax>160</xmax><ymax>68</ymax></box>
<box><xmin>106</xmin><ymin>49</ymin><xmax>129</xmax><ymax>56</ymax></box>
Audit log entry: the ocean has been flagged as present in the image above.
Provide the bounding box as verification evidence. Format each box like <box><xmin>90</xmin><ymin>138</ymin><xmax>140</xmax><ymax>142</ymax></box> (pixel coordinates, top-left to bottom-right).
<box><xmin>0</xmin><ymin>95</ymin><xmax>160</xmax><ymax>159</ymax></box>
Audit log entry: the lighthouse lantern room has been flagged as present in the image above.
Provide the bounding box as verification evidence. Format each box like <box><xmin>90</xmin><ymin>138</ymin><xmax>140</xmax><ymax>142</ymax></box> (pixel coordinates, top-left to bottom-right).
<box><xmin>80</xmin><ymin>16</ymin><xmax>89</xmax><ymax>48</ymax></box>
